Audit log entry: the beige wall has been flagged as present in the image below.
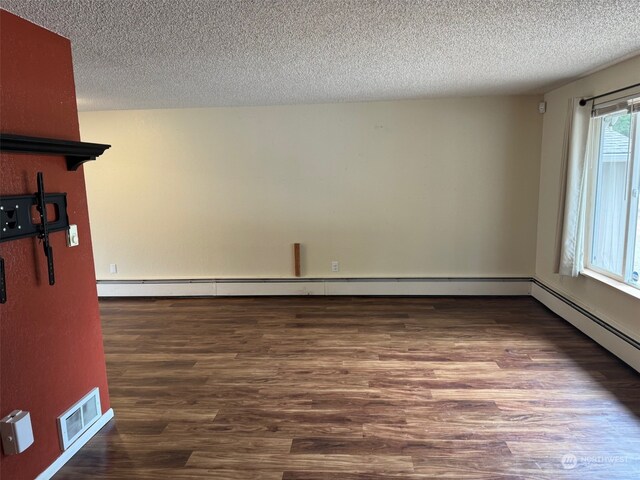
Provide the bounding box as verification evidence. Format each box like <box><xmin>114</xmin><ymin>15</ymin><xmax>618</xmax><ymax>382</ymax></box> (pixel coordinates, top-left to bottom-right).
<box><xmin>80</xmin><ymin>97</ymin><xmax>542</xmax><ymax>280</ymax></box>
<box><xmin>536</xmin><ymin>55</ymin><xmax>640</xmax><ymax>340</ymax></box>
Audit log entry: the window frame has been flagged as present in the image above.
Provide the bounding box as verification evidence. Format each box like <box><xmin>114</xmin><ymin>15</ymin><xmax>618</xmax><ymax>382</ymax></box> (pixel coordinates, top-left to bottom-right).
<box><xmin>584</xmin><ymin>97</ymin><xmax>640</xmax><ymax>289</ymax></box>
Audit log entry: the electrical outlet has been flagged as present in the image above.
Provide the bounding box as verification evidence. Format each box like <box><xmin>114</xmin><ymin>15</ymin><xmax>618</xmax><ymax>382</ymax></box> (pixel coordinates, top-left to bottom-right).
<box><xmin>331</xmin><ymin>261</ymin><xmax>339</xmax><ymax>272</ymax></box>
<box><xmin>109</xmin><ymin>264</ymin><xmax>117</xmax><ymax>274</ymax></box>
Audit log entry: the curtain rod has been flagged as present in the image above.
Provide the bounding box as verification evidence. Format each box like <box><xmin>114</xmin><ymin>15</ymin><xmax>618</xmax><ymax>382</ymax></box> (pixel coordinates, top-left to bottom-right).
<box><xmin>579</xmin><ymin>82</ymin><xmax>640</xmax><ymax>106</ymax></box>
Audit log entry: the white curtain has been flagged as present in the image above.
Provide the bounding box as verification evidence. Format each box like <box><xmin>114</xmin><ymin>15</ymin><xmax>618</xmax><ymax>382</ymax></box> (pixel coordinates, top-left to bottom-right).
<box><xmin>554</xmin><ymin>98</ymin><xmax>593</xmax><ymax>277</ymax></box>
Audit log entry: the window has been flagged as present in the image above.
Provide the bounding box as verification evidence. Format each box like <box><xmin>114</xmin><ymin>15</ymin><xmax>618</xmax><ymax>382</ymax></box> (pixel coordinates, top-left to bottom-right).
<box><xmin>586</xmin><ymin>95</ymin><xmax>640</xmax><ymax>289</ymax></box>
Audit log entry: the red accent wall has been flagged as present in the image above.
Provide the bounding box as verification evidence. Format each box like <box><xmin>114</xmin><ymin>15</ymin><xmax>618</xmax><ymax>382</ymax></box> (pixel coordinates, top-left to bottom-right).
<box><xmin>0</xmin><ymin>10</ymin><xmax>110</xmax><ymax>480</ymax></box>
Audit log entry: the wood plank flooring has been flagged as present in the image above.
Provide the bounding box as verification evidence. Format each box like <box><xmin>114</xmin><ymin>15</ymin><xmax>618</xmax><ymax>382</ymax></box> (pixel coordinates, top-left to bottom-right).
<box><xmin>54</xmin><ymin>296</ymin><xmax>640</xmax><ymax>479</ymax></box>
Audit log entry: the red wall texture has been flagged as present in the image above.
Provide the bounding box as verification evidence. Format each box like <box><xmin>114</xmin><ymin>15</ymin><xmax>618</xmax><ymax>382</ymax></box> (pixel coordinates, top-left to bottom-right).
<box><xmin>0</xmin><ymin>10</ymin><xmax>110</xmax><ymax>479</ymax></box>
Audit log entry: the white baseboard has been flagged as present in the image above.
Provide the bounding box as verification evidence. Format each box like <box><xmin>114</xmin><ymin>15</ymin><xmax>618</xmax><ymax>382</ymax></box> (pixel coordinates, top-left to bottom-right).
<box><xmin>324</xmin><ymin>279</ymin><xmax>531</xmax><ymax>296</ymax></box>
<box><xmin>216</xmin><ymin>281</ymin><xmax>326</xmax><ymax>296</ymax></box>
<box><xmin>36</xmin><ymin>408</ymin><xmax>114</xmax><ymax>480</ymax></box>
<box><xmin>531</xmin><ymin>282</ymin><xmax>640</xmax><ymax>373</ymax></box>
<box><xmin>97</xmin><ymin>277</ymin><xmax>531</xmax><ymax>297</ymax></box>
<box><xmin>97</xmin><ymin>282</ymin><xmax>215</xmax><ymax>297</ymax></box>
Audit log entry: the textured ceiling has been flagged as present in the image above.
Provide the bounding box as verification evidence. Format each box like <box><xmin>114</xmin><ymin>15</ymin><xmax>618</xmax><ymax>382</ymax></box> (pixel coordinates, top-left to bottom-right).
<box><xmin>3</xmin><ymin>0</ymin><xmax>640</xmax><ymax>111</ymax></box>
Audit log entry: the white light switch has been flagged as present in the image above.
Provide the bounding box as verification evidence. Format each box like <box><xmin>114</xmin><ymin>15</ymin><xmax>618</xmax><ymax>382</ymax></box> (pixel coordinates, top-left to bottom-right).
<box><xmin>1</xmin><ymin>410</ymin><xmax>34</xmax><ymax>455</ymax></box>
<box><xmin>67</xmin><ymin>224</ymin><xmax>79</xmax><ymax>247</ymax></box>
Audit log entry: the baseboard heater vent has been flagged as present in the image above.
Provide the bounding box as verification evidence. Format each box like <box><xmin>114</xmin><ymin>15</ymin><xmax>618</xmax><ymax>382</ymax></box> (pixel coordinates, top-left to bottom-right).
<box><xmin>57</xmin><ymin>388</ymin><xmax>101</xmax><ymax>451</ymax></box>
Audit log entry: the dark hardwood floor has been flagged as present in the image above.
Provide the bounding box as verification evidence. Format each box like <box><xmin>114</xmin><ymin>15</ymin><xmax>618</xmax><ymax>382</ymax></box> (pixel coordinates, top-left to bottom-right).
<box><xmin>54</xmin><ymin>296</ymin><xmax>640</xmax><ymax>479</ymax></box>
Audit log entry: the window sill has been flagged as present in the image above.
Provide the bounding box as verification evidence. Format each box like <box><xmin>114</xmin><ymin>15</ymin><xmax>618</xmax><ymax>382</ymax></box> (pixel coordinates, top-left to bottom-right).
<box><xmin>581</xmin><ymin>269</ymin><xmax>640</xmax><ymax>301</ymax></box>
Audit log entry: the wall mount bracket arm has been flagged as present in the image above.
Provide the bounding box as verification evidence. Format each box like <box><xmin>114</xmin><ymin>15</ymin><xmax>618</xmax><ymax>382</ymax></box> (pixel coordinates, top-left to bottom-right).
<box><xmin>0</xmin><ymin>173</ymin><xmax>70</xmax><ymax>303</ymax></box>
<box><xmin>0</xmin><ymin>133</ymin><xmax>111</xmax><ymax>171</ymax></box>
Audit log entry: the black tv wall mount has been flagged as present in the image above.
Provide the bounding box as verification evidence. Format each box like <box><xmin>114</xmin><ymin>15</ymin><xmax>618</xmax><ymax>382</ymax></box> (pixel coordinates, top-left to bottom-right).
<box><xmin>0</xmin><ymin>133</ymin><xmax>110</xmax><ymax>303</ymax></box>
<box><xmin>0</xmin><ymin>172</ymin><xmax>67</xmax><ymax>303</ymax></box>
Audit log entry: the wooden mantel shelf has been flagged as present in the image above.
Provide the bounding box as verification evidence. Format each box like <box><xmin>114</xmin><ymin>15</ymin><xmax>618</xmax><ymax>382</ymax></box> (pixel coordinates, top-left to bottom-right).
<box><xmin>0</xmin><ymin>133</ymin><xmax>111</xmax><ymax>171</ymax></box>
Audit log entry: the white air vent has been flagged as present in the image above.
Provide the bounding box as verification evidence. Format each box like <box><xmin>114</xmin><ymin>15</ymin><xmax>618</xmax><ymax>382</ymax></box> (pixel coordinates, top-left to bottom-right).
<box><xmin>57</xmin><ymin>388</ymin><xmax>101</xmax><ymax>451</ymax></box>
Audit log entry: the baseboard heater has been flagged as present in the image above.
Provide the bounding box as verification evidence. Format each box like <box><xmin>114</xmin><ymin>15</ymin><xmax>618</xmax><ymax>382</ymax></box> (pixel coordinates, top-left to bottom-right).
<box><xmin>96</xmin><ymin>277</ymin><xmax>532</xmax><ymax>297</ymax></box>
<box><xmin>530</xmin><ymin>279</ymin><xmax>639</xmax><ymax>373</ymax></box>
<box><xmin>531</xmin><ymin>279</ymin><xmax>640</xmax><ymax>351</ymax></box>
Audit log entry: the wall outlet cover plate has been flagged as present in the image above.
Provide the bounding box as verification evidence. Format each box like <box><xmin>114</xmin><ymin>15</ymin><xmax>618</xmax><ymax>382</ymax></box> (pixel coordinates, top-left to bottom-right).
<box><xmin>67</xmin><ymin>224</ymin><xmax>79</xmax><ymax>247</ymax></box>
